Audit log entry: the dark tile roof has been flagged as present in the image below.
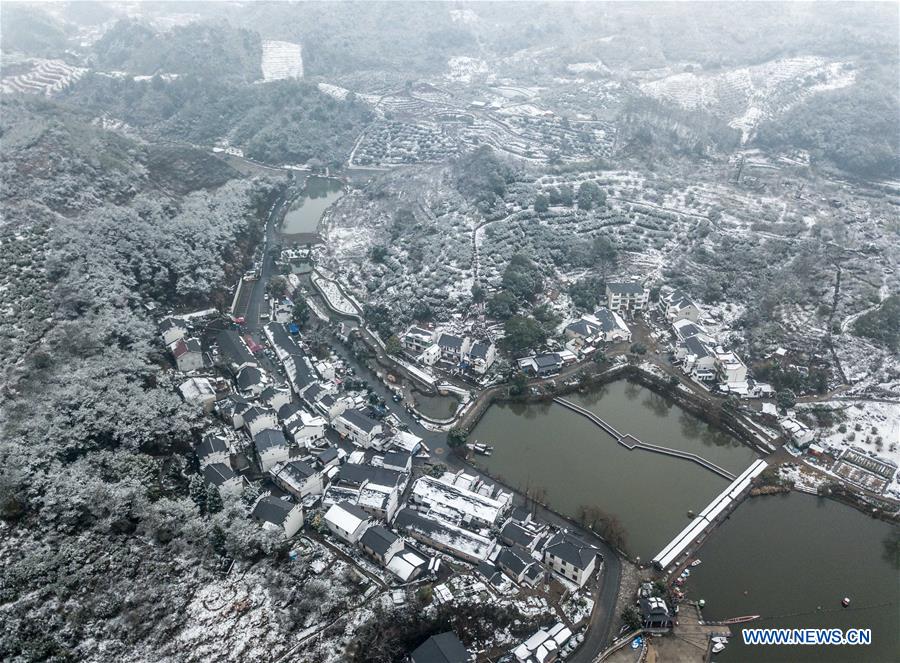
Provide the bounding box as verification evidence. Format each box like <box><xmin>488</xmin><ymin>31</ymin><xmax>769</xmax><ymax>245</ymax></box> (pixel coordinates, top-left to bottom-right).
<box><xmin>592</xmin><ymin>307</ymin><xmax>621</xmax><ymax>332</ymax></box>
<box><xmin>266</xmin><ymin>322</ymin><xmax>304</xmax><ymax>356</ymax></box>
<box><xmin>159</xmin><ymin>317</ymin><xmax>188</xmax><ymax>333</ymax></box>
<box><xmin>359</xmin><ymin>524</ymin><xmax>398</xmax><ymax>556</ymax></box>
<box><xmin>534</xmin><ymin>353</ymin><xmax>562</xmax><ymax>369</ymax></box>
<box><xmin>197</xmin><ymin>432</ymin><xmax>229</xmax><ymax>459</ymax></box>
<box><xmin>278</xmin><ymin>402</ymin><xmax>303</xmax><ymax>421</ymax></box>
<box><xmin>272</xmin><ymin>459</ymin><xmax>316</xmax><ymax>482</ymax></box>
<box><xmin>314</xmin><ymin>446</ymin><xmax>340</xmax><ymax>464</ymax></box>
<box><xmin>337</xmin><ymin>463</ymin><xmax>403</xmax><ymax>488</ymax></box>
<box><xmin>500</xmin><ymin>521</ymin><xmax>537</xmax><ymax>547</ymax></box>
<box><xmin>383</xmin><ymin>450</ymin><xmax>411</xmax><ymax>468</ymax></box>
<box><xmin>252</xmin><ymin>494</ymin><xmax>297</xmax><ymax>526</ymax></box>
<box><xmin>254</xmin><ymin>428</ymin><xmax>288</xmax><ymax>451</ymax></box>
<box><xmin>606</xmin><ymin>282</ymin><xmax>645</xmax><ymax>294</ymax></box>
<box><xmin>469</xmin><ymin>341</ymin><xmax>490</xmax><ymax>359</ymax></box>
<box><xmin>341</xmin><ymin>409</ymin><xmax>381</xmax><ymax>433</ymax></box>
<box><xmin>202</xmin><ymin>462</ymin><xmax>236</xmax><ymax>486</ymax></box>
<box><xmin>411</xmin><ymin>632</ymin><xmax>469</xmax><ymax>663</ymax></box>
<box><xmin>683</xmin><ymin>335</ymin><xmax>711</xmax><ymax>358</ymax></box>
<box><xmin>244</xmin><ymin>405</ymin><xmax>276</xmax><ymax>425</ymax></box>
<box><xmin>566</xmin><ymin>319</ymin><xmax>599</xmax><ymax>337</ymax></box>
<box><xmin>437</xmin><ymin>333</ymin><xmax>463</xmax><ymax>350</ymax></box>
<box><xmin>237</xmin><ymin>365</ymin><xmax>263</xmax><ymax>390</ymax></box>
<box><xmin>544</xmin><ymin>531</ymin><xmax>600</xmax><ymax>570</ymax></box>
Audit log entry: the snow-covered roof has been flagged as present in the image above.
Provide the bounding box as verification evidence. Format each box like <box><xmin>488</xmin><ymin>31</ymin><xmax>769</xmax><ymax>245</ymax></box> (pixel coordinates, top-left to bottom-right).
<box><xmin>324</xmin><ymin>501</ymin><xmax>369</xmax><ymax>533</ymax></box>
<box><xmin>411</xmin><ymin>475</ymin><xmax>508</xmax><ymax>525</ymax></box>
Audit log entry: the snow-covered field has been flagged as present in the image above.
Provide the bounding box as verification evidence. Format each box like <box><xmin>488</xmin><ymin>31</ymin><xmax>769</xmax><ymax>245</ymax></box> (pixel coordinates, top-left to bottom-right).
<box><xmin>261</xmin><ymin>40</ymin><xmax>303</xmax><ymax>81</ymax></box>
<box><xmin>1</xmin><ymin>59</ymin><xmax>86</xmax><ymax>96</ymax></box>
<box><xmin>446</xmin><ymin>56</ymin><xmax>490</xmax><ymax>84</ymax></box>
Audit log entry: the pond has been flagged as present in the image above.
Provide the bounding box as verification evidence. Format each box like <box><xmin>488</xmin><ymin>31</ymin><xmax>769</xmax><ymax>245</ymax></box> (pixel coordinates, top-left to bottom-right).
<box><xmin>689</xmin><ymin>492</ymin><xmax>899</xmax><ymax>662</ymax></box>
<box><xmin>469</xmin><ymin>380</ymin><xmax>759</xmax><ymax>559</ymax></box>
<box><xmin>281</xmin><ymin>176</ymin><xmax>343</xmax><ymax>236</ymax></box>
<box><xmin>413</xmin><ymin>391</ymin><xmax>461</xmax><ymax>421</ymax></box>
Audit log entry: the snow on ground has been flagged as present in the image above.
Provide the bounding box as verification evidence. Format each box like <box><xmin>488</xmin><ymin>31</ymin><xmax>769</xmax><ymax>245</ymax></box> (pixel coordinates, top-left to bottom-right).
<box><xmin>566</xmin><ymin>61</ymin><xmax>611</xmax><ymax>75</ymax></box>
<box><xmin>317</xmin><ymin>82</ymin><xmax>350</xmax><ymax>101</ymax></box>
<box><xmin>446</xmin><ymin>56</ymin><xmax>490</xmax><ymax>84</ymax></box>
<box><xmin>1</xmin><ymin>59</ymin><xmax>86</xmax><ymax>96</ymax></box>
<box><xmin>261</xmin><ymin>40</ymin><xmax>303</xmax><ymax>81</ymax></box>
<box><xmin>801</xmin><ymin>400</ymin><xmax>900</xmax><ymax>467</ymax></box>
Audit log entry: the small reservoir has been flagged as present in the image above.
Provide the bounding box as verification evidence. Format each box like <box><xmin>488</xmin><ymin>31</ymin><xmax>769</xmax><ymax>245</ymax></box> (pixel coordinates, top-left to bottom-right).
<box><xmin>281</xmin><ymin>176</ymin><xmax>343</xmax><ymax>238</ymax></box>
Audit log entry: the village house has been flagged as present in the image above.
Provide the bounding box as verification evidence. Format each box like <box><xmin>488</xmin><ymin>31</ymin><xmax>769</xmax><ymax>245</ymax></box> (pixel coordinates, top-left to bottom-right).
<box><xmin>605</xmin><ymin>282</ymin><xmax>649</xmax><ymax>313</ymax></box>
<box><xmin>202</xmin><ymin>462</ymin><xmax>244</xmax><ymax>498</ymax></box>
<box><xmin>216</xmin><ymin>330</ymin><xmax>257</xmax><ymax>373</ymax></box>
<box><xmin>178</xmin><ymin>377</ymin><xmax>218</xmax><ymax>412</ymax></box>
<box><xmin>251</xmin><ymin>494</ymin><xmax>305</xmax><ymax>538</ymax></box>
<box><xmin>382</xmin><ymin>450</ymin><xmax>413</xmax><ymax>473</ymax></box>
<box><xmin>330</xmin><ymin>463</ymin><xmax>407</xmax><ymax>521</ymax></box>
<box><xmin>323</xmin><ymin>501</ymin><xmax>371</xmax><ymax>544</ymax></box>
<box><xmin>500</xmin><ymin>518</ymin><xmax>548</xmax><ymax>552</ymax></box>
<box><xmin>466</xmin><ymin>340</ymin><xmax>497</xmax><ymax>374</ymax></box>
<box><xmin>254</xmin><ymin>427</ymin><xmax>290</xmax><ymax>472</ymax></box>
<box><xmin>359</xmin><ymin>523</ymin><xmax>404</xmax><ymax>565</ymax></box>
<box><xmin>640</xmin><ymin>596</ymin><xmax>674</xmax><ymax>632</ymax></box>
<box><xmin>411</xmin><ymin>632</ymin><xmax>471</xmax><ymax>663</ymax></box>
<box><xmin>409</xmin><ymin>474</ymin><xmax>511</xmax><ymax>528</ymax></box>
<box><xmin>662</xmin><ymin>290</ymin><xmax>701</xmax><ymax>323</ymax></box>
<box><xmin>417</xmin><ymin>343</ymin><xmax>442</xmax><ymax>366</ymax></box>
<box><xmin>260</xmin><ymin>385</ymin><xmax>292</xmax><ymax>412</ymax></box>
<box><xmin>385</xmin><ymin>546</ymin><xmax>430</xmax><ymax>583</ymax></box>
<box><xmin>284</xmin><ymin>408</ymin><xmax>327</xmax><ymax>448</ymax></box>
<box><xmin>269</xmin><ymin>459</ymin><xmax>325</xmax><ymax>499</ymax></box>
<box><xmin>196</xmin><ymin>430</ymin><xmax>232</xmax><ymax>468</ymax></box>
<box><xmin>243</xmin><ymin>405</ymin><xmax>278</xmax><ymax>438</ymax></box>
<box><xmin>436</xmin><ymin>332</ymin><xmax>471</xmax><ymax>364</ymax></box>
<box><xmin>159</xmin><ymin>317</ymin><xmax>189</xmax><ymax>347</ymax></box>
<box><xmin>715</xmin><ymin>349</ymin><xmax>748</xmax><ymax>387</ymax></box>
<box><xmin>393</xmin><ymin>507</ymin><xmax>495</xmax><ymax>563</ymax></box>
<box><xmin>264</xmin><ymin>321</ymin><xmax>306</xmax><ymax>362</ymax></box>
<box><xmin>677</xmin><ymin>335</ymin><xmax>718</xmax><ymax>382</ymax></box>
<box><xmin>333</xmin><ymin>408</ymin><xmax>384</xmax><ymax>448</ymax></box>
<box><xmin>170</xmin><ymin>337</ymin><xmax>204</xmax><ymax>372</ymax></box>
<box><xmin>401</xmin><ymin>326</ymin><xmax>436</xmax><ymax>354</ymax></box>
<box><xmin>284</xmin><ymin>353</ymin><xmax>320</xmax><ymax>399</ymax></box>
<box><xmin>304</xmin><ymin>383</ymin><xmax>351</xmax><ymax>421</ymax></box>
<box><xmin>219</xmin><ymin>395</ymin><xmax>253</xmax><ymax>429</ymax></box>
<box><xmin>236</xmin><ymin>365</ymin><xmax>266</xmax><ymax>397</ymax></box>
<box><xmin>313</xmin><ymin>446</ymin><xmax>343</xmax><ymax>471</ymax></box>
<box><xmin>497</xmin><ymin>545</ymin><xmax>544</xmax><ymax>587</ymax></box>
<box><xmin>542</xmin><ymin>531</ymin><xmax>601</xmax><ymax>588</ymax></box>
<box><xmin>565</xmin><ymin>307</ymin><xmax>631</xmax><ymax>348</ymax></box>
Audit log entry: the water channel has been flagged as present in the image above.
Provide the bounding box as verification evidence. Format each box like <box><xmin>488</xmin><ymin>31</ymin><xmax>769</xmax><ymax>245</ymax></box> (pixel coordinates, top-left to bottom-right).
<box><xmin>689</xmin><ymin>492</ymin><xmax>899</xmax><ymax>662</ymax></box>
<box><xmin>470</xmin><ymin>380</ymin><xmax>758</xmax><ymax>559</ymax></box>
<box><xmin>281</xmin><ymin>176</ymin><xmax>343</xmax><ymax>236</ymax></box>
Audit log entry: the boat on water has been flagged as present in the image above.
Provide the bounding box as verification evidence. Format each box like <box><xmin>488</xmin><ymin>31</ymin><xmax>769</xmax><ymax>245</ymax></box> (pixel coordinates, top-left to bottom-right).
<box><xmin>690</xmin><ymin>559</ymin><xmax>702</xmax><ymax>567</ymax></box>
<box><xmin>842</xmin><ymin>597</ymin><xmax>851</xmax><ymax>607</ymax></box>
<box><xmin>711</xmin><ymin>636</ymin><xmax>728</xmax><ymax>645</ymax></box>
<box><xmin>712</xmin><ymin>642</ymin><xmax>726</xmax><ymax>653</ymax></box>
<box><xmin>721</xmin><ymin>615</ymin><xmax>761</xmax><ymax>624</ymax></box>
<box><xmin>469</xmin><ymin>441</ymin><xmax>494</xmax><ymax>456</ymax></box>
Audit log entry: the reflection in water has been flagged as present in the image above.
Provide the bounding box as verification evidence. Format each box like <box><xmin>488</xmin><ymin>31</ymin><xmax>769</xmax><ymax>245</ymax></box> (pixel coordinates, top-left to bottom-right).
<box><xmin>624</xmin><ymin>381</ymin><xmax>640</xmax><ymax>401</ymax></box>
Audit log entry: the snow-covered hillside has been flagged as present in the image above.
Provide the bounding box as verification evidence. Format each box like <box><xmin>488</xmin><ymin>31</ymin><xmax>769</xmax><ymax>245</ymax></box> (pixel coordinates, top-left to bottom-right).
<box><xmin>261</xmin><ymin>40</ymin><xmax>303</xmax><ymax>81</ymax></box>
<box><xmin>640</xmin><ymin>57</ymin><xmax>857</xmax><ymax>143</ymax></box>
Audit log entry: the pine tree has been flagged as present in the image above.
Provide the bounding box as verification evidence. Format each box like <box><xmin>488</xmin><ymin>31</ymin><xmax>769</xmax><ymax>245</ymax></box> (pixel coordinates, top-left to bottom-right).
<box><xmin>206</xmin><ymin>484</ymin><xmax>223</xmax><ymax>514</ymax></box>
<box><xmin>209</xmin><ymin>523</ymin><xmax>227</xmax><ymax>556</ymax></box>
<box><xmin>189</xmin><ymin>475</ymin><xmax>207</xmax><ymax>514</ymax></box>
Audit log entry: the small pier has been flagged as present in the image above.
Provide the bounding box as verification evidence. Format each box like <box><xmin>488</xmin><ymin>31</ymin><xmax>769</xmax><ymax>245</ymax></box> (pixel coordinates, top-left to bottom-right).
<box><xmin>553</xmin><ymin>398</ymin><xmax>737</xmax><ymax>481</ymax></box>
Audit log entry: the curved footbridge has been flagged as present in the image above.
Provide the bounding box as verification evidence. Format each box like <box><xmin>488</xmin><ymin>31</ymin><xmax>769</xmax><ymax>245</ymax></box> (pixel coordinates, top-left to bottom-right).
<box><xmin>553</xmin><ymin>397</ymin><xmax>737</xmax><ymax>481</ymax></box>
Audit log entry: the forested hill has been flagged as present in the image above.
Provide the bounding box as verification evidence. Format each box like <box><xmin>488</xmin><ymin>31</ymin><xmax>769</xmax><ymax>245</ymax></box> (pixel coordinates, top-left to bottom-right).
<box><xmin>0</xmin><ymin>97</ymin><xmax>290</xmax><ymax>660</ymax></box>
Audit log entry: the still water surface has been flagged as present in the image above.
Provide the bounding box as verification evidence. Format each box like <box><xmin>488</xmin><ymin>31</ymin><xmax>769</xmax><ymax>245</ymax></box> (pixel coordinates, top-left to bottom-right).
<box><xmin>281</xmin><ymin>176</ymin><xmax>343</xmax><ymax>234</ymax></box>
<box><xmin>689</xmin><ymin>492</ymin><xmax>899</xmax><ymax>662</ymax></box>
<box><xmin>471</xmin><ymin>381</ymin><xmax>758</xmax><ymax>559</ymax></box>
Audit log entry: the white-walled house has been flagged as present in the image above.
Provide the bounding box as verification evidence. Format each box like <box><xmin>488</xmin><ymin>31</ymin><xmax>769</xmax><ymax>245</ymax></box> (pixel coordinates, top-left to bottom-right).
<box><xmin>202</xmin><ymin>462</ymin><xmax>244</xmax><ymax>498</ymax></box>
<box><xmin>542</xmin><ymin>531</ymin><xmax>601</xmax><ymax>588</ymax></box>
<box><xmin>333</xmin><ymin>409</ymin><xmax>383</xmax><ymax>448</ymax></box>
<box><xmin>715</xmin><ymin>349</ymin><xmax>748</xmax><ymax>386</ymax></box>
<box><xmin>171</xmin><ymin>337</ymin><xmax>204</xmax><ymax>372</ymax></box>
<box><xmin>466</xmin><ymin>341</ymin><xmax>496</xmax><ymax>374</ymax></box>
<box><xmin>254</xmin><ymin>428</ymin><xmax>290</xmax><ymax>471</ymax></box>
<box><xmin>324</xmin><ymin>501</ymin><xmax>371</xmax><ymax>544</ymax></box>
<box><xmin>179</xmin><ymin>377</ymin><xmax>217</xmax><ymax>412</ymax></box>
<box><xmin>359</xmin><ymin>524</ymin><xmax>404</xmax><ymax>565</ymax></box>
<box><xmin>605</xmin><ymin>282</ymin><xmax>649</xmax><ymax>313</ymax></box>
<box><xmin>436</xmin><ymin>332</ymin><xmax>471</xmax><ymax>364</ymax></box>
<box><xmin>243</xmin><ymin>405</ymin><xmax>278</xmax><ymax>438</ymax></box>
<box><xmin>270</xmin><ymin>459</ymin><xmax>325</xmax><ymax>499</ymax></box>
<box><xmin>197</xmin><ymin>431</ymin><xmax>232</xmax><ymax>468</ymax></box>
<box><xmin>236</xmin><ymin>365</ymin><xmax>266</xmax><ymax>397</ymax></box>
<box><xmin>402</xmin><ymin>326</ymin><xmax>436</xmax><ymax>354</ymax></box>
<box><xmin>662</xmin><ymin>290</ymin><xmax>701</xmax><ymax>323</ymax></box>
<box><xmin>285</xmin><ymin>409</ymin><xmax>327</xmax><ymax>448</ymax></box>
<box><xmin>159</xmin><ymin>317</ymin><xmax>189</xmax><ymax>347</ymax></box>
<box><xmin>252</xmin><ymin>494</ymin><xmax>304</xmax><ymax>538</ymax></box>
<box><xmin>260</xmin><ymin>385</ymin><xmax>292</xmax><ymax>412</ymax></box>
<box><xmin>417</xmin><ymin>343</ymin><xmax>442</xmax><ymax>367</ymax></box>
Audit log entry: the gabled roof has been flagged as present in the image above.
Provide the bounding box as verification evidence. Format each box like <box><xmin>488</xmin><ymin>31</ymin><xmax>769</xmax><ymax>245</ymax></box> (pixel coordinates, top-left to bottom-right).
<box><xmin>173</xmin><ymin>338</ymin><xmax>201</xmax><ymax>358</ymax></box>
<box><xmin>468</xmin><ymin>341</ymin><xmax>491</xmax><ymax>359</ymax></box>
<box><xmin>411</xmin><ymin>632</ymin><xmax>470</xmax><ymax>663</ymax></box>
<box><xmin>271</xmin><ymin>459</ymin><xmax>316</xmax><ymax>483</ymax></box>
<box><xmin>252</xmin><ymin>494</ymin><xmax>298</xmax><ymax>526</ymax></box>
<box><xmin>324</xmin><ymin>501</ymin><xmax>370</xmax><ymax>532</ymax></box>
<box><xmin>683</xmin><ymin>335</ymin><xmax>712</xmax><ymax>358</ymax></box>
<box><xmin>278</xmin><ymin>402</ymin><xmax>303</xmax><ymax>422</ymax></box>
<box><xmin>592</xmin><ymin>307</ymin><xmax>626</xmax><ymax>333</ymax></box>
<box><xmin>501</xmin><ymin>521</ymin><xmax>539</xmax><ymax>548</ymax></box>
<box><xmin>244</xmin><ymin>405</ymin><xmax>276</xmax><ymax>425</ymax></box>
<box><xmin>340</xmin><ymin>409</ymin><xmax>381</xmax><ymax>433</ymax></box>
<box><xmin>203</xmin><ymin>462</ymin><xmax>237</xmax><ymax>486</ymax></box>
<box><xmin>534</xmin><ymin>353</ymin><xmax>562</xmax><ymax>369</ymax></box>
<box><xmin>159</xmin><ymin>317</ymin><xmax>188</xmax><ymax>333</ymax></box>
<box><xmin>566</xmin><ymin>319</ymin><xmax>600</xmax><ymax>337</ymax></box>
<box><xmin>606</xmin><ymin>282</ymin><xmax>645</xmax><ymax>294</ymax></box>
<box><xmin>359</xmin><ymin>524</ymin><xmax>398</xmax><ymax>556</ymax></box>
<box><xmin>337</xmin><ymin>463</ymin><xmax>403</xmax><ymax>489</ymax></box>
<box><xmin>437</xmin><ymin>333</ymin><xmax>464</xmax><ymax>350</ymax></box>
<box><xmin>544</xmin><ymin>531</ymin><xmax>599</xmax><ymax>571</ymax></box>
<box><xmin>254</xmin><ymin>427</ymin><xmax>288</xmax><ymax>451</ymax></box>
<box><xmin>498</xmin><ymin>545</ymin><xmax>535</xmax><ymax>576</ymax></box>
<box><xmin>314</xmin><ymin>446</ymin><xmax>340</xmax><ymax>464</ymax></box>
<box><xmin>236</xmin><ymin>365</ymin><xmax>264</xmax><ymax>390</ymax></box>
<box><xmin>197</xmin><ymin>432</ymin><xmax>229</xmax><ymax>459</ymax></box>
<box><xmin>383</xmin><ymin>450</ymin><xmax>411</xmax><ymax>469</ymax></box>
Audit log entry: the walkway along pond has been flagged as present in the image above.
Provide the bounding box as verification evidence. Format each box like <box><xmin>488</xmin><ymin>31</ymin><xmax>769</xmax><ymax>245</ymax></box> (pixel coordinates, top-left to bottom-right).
<box><xmin>470</xmin><ymin>380</ymin><xmax>759</xmax><ymax>560</ymax></box>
